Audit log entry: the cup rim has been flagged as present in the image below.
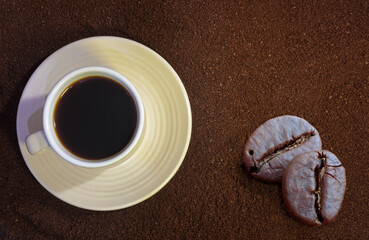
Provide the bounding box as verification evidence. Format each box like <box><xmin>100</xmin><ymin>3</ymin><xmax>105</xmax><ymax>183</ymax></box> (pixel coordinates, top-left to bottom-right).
<box><xmin>43</xmin><ymin>66</ymin><xmax>144</xmax><ymax>168</ymax></box>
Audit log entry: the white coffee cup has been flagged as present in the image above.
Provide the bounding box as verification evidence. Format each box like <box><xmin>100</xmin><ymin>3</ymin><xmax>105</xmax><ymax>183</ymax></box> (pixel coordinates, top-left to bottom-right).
<box><xmin>25</xmin><ymin>67</ymin><xmax>144</xmax><ymax>168</ymax></box>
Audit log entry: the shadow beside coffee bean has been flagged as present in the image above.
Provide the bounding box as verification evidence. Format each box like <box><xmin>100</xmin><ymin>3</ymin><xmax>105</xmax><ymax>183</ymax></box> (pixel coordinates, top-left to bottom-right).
<box><xmin>243</xmin><ymin>115</ymin><xmax>346</xmax><ymax>226</ymax></box>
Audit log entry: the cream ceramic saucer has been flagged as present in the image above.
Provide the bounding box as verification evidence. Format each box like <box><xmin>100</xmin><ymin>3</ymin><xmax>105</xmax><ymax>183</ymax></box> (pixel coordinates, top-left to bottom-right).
<box><xmin>16</xmin><ymin>36</ymin><xmax>192</xmax><ymax>210</ymax></box>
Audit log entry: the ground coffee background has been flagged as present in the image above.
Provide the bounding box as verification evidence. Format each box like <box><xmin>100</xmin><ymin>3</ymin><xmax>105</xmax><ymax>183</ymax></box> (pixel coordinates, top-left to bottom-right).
<box><xmin>0</xmin><ymin>0</ymin><xmax>368</xmax><ymax>239</ymax></box>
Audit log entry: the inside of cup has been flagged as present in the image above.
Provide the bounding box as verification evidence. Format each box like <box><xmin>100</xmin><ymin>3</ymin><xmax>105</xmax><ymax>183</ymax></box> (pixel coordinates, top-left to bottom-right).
<box><xmin>43</xmin><ymin>67</ymin><xmax>144</xmax><ymax>168</ymax></box>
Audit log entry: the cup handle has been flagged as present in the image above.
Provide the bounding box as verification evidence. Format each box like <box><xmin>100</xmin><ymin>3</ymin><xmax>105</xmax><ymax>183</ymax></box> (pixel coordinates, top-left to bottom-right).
<box><xmin>25</xmin><ymin>130</ymin><xmax>50</xmax><ymax>155</ymax></box>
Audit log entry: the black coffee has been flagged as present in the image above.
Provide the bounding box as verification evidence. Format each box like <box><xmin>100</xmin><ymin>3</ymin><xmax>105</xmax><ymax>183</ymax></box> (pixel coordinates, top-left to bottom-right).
<box><xmin>54</xmin><ymin>76</ymin><xmax>137</xmax><ymax>160</ymax></box>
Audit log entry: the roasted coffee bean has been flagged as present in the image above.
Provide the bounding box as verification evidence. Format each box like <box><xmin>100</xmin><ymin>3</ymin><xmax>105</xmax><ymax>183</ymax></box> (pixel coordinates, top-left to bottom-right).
<box><xmin>282</xmin><ymin>151</ymin><xmax>346</xmax><ymax>226</ymax></box>
<box><xmin>243</xmin><ymin>115</ymin><xmax>322</xmax><ymax>182</ymax></box>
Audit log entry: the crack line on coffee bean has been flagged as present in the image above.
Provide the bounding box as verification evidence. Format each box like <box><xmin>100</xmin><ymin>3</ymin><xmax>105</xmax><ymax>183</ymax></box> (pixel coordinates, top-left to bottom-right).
<box><xmin>325</xmin><ymin>168</ymin><xmax>342</xmax><ymax>184</ymax></box>
<box><xmin>316</xmin><ymin>152</ymin><xmax>343</xmax><ymax>184</ymax></box>
<box><xmin>250</xmin><ymin>131</ymin><xmax>316</xmax><ymax>173</ymax></box>
<box><xmin>314</xmin><ymin>154</ymin><xmax>326</xmax><ymax>224</ymax></box>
